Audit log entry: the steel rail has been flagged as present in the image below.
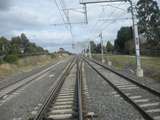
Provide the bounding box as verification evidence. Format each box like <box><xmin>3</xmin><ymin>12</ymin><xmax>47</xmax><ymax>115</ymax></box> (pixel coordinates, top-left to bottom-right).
<box><xmin>34</xmin><ymin>57</ymin><xmax>76</xmax><ymax>120</ymax></box>
<box><xmin>0</xmin><ymin>58</ymin><xmax>70</xmax><ymax>91</ymax></box>
<box><xmin>77</xmin><ymin>57</ymin><xmax>83</xmax><ymax>120</ymax></box>
<box><xmin>87</xmin><ymin>58</ymin><xmax>160</xmax><ymax>97</ymax></box>
<box><xmin>0</xmin><ymin>59</ymin><xmax>72</xmax><ymax>101</ymax></box>
<box><xmin>84</xmin><ymin>58</ymin><xmax>154</xmax><ymax>120</ymax></box>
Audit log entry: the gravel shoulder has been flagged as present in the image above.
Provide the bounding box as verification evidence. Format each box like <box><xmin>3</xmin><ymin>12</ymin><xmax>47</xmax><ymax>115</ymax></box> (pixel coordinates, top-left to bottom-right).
<box><xmin>92</xmin><ymin>59</ymin><xmax>160</xmax><ymax>94</ymax></box>
<box><xmin>92</xmin><ymin>54</ymin><xmax>160</xmax><ymax>94</ymax></box>
<box><xmin>0</xmin><ymin>57</ymin><xmax>71</xmax><ymax>90</ymax></box>
<box><xmin>84</xmin><ymin>62</ymin><xmax>144</xmax><ymax>120</ymax></box>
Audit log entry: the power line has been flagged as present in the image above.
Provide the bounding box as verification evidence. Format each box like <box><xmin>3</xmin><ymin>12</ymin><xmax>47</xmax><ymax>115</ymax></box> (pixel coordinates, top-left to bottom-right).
<box><xmin>88</xmin><ymin>6</ymin><xmax>106</xmax><ymax>35</ymax></box>
<box><xmin>54</xmin><ymin>0</ymin><xmax>69</xmax><ymax>30</ymax></box>
<box><xmin>56</xmin><ymin>0</ymin><xmax>75</xmax><ymax>48</ymax></box>
<box><xmin>88</xmin><ymin>3</ymin><xmax>123</xmax><ymax>39</ymax></box>
<box><xmin>54</xmin><ymin>0</ymin><xmax>73</xmax><ymax>37</ymax></box>
<box><xmin>92</xmin><ymin>2</ymin><xmax>121</xmax><ymax>31</ymax></box>
<box><xmin>102</xmin><ymin>4</ymin><xmax>127</xmax><ymax>12</ymax></box>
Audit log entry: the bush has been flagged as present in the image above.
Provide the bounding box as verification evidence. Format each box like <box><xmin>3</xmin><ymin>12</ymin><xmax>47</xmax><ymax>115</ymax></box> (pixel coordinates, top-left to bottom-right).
<box><xmin>4</xmin><ymin>54</ymin><xmax>19</xmax><ymax>63</ymax></box>
<box><xmin>0</xmin><ymin>59</ymin><xmax>3</xmax><ymax>64</ymax></box>
<box><xmin>50</xmin><ymin>54</ymin><xmax>56</xmax><ymax>59</ymax></box>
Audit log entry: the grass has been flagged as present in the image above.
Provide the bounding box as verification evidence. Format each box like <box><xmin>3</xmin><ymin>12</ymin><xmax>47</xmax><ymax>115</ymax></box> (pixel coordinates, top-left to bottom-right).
<box><xmin>0</xmin><ymin>53</ymin><xmax>69</xmax><ymax>80</ymax></box>
<box><xmin>93</xmin><ymin>54</ymin><xmax>160</xmax><ymax>81</ymax></box>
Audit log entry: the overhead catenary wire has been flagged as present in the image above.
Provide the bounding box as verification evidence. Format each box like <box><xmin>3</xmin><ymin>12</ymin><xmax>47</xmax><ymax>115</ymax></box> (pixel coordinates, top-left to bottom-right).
<box><xmin>86</xmin><ymin>2</ymin><xmax>132</xmax><ymax>42</ymax></box>
<box><xmin>102</xmin><ymin>4</ymin><xmax>128</xmax><ymax>12</ymax></box>
<box><xmin>54</xmin><ymin>0</ymin><xmax>74</xmax><ymax>47</ymax></box>
<box><xmin>88</xmin><ymin>3</ymin><xmax>120</xmax><ymax>34</ymax></box>
<box><xmin>57</xmin><ymin>0</ymin><xmax>76</xmax><ymax>48</ymax></box>
<box><xmin>54</xmin><ymin>0</ymin><xmax>69</xmax><ymax>30</ymax></box>
<box><xmin>87</xmin><ymin>7</ymin><xmax>114</xmax><ymax>39</ymax></box>
<box><xmin>88</xmin><ymin>6</ymin><xmax>106</xmax><ymax>34</ymax></box>
<box><xmin>87</xmin><ymin>5</ymin><xmax>121</xmax><ymax>40</ymax></box>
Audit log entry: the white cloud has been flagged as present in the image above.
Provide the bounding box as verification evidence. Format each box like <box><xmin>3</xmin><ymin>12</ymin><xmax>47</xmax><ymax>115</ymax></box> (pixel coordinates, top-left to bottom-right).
<box><xmin>0</xmin><ymin>0</ymin><xmax>159</xmax><ymax>52</ymax></box>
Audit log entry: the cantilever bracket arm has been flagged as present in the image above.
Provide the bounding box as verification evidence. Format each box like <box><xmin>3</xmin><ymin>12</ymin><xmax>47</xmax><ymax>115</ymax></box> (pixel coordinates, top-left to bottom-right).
<box><xmin>80</xmin><ymin>0</ymin><xmax>128</xmax><ymax>4</ymax></box>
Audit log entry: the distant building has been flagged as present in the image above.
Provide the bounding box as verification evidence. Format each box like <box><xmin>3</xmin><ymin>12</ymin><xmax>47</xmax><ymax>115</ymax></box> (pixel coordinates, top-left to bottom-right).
<box><xmin>57</xmin><ymin>48</ymin><xmax>72</xmax><ymax>55</ymax></box>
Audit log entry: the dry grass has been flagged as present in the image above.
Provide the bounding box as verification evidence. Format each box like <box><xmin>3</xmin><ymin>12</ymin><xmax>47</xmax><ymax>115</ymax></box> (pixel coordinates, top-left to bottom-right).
<box><xmin>0</xmin><ymin>54</ymin><xmax>69</xmax><ymax>80</ymax></box>
<box><xmin>93</xmin><ymin>54</ymin><xmax>160</xmax><ymax>81</ymax></box>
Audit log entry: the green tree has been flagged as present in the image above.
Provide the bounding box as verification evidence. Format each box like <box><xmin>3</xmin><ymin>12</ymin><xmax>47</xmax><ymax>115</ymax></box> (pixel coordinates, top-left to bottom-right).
<box><xmin>124</xmin><ymin>40</ymin><xmax>134</xmax><ymax>54</ymax></box>
<box><xmin>95</xmin><ymin>43</ymin><xmax>102</xmax><ymax>53</ymax></box>
<box><xmin>106</xmin><ymin>41</ymin><xmax>113</xmax><ymax>52</ymax></box>
<box><xmin>21</xmin><ymin>33</ymin><xmax>29</xmax><ymax>48</ymax></box>
<box><xmin>24</xmin><ymin>43</ymin><xmax>45</xmax><ymax>54</ymax></box>
<box><xmin>10</xmin><ymin>34</ymin><xmax>47</xmax><ymax>55</ymax></box>
<box><xmin>10</xmin><ymin>36</ymin><xmax>22</xmax><ymax>54</ymax></box>
<box><xmin>0</xmin><ymin>33</ymin><xmax>48</xmax><ymax>63</ymax></box>
<box><xmin>9</xmin><ymin>44</ymin><xmax>21</xmax><ymax>55</ymax></box>
<box><xmin>4</xmin><ymin>54</ymin><xmax>19</xmax><ymax>63</ymax></box>
<box><xmin>137</xmin><ymin>0</ymin><xmax>160</xmax><ymax>48</ymax></box>
<box><xmin>90</xmin><ymin>41</ymin><xmax>97</xmax><ymax>53</ymax></box>
<box><xmin>114</xmin><ymin>26</ymin><xmax>133</xmax><ymax>54</ymax></box>
<box><xmin>0</xmin><ymin>37</ymin><xmax>10</xmax><ymax>55</ymax></box>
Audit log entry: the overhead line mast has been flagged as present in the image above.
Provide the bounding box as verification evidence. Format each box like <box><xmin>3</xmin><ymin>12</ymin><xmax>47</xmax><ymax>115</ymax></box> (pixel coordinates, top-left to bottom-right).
<box><xmin>54</xmin><ymin>0</ymin><xmax>89</xmax><ymax>49</ymax></box>
<box><xmin>80</xmin><ymin>0</ymin><xmax>144</xmax><ymax>77</ymax></box>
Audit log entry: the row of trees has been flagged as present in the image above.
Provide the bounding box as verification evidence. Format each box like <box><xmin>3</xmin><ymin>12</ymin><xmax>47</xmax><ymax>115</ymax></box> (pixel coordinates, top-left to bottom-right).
<box><xmin>0</xmin><ymin>33</ymin><xmax>48</xmax><ymax>63</ymax></box>
<box><xmin>114</xmin><ymin>0</ymin><xmax>160</xmax><ymax>56</ymax></box>
<box><xmin>89</xmin><ymin>0</ymin><xmax>160</xmax><ymax>56</ymax></box>
<box><xmin>90</xmin><ymin>23</ymin><xmax>159</xmax><ymax>56</ymax></box>
<box><xmin>89</xmin><ymin>41</ymin><xmax>114</xmax><ymax>54</ymax></box>
<box><xmin>114</xmin><ymin>26</ymin><xmax>134</xmax><ymax>54</ymax></box>
<box><xmin>136</xmin><ymin>0</ymin><xmax>160</xmax><ymax>56</ymax></box>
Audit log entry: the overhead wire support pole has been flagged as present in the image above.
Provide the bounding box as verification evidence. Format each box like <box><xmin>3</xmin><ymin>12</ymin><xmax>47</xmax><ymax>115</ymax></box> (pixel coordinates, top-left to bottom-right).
<box><xmin>89</xmin><ymin>41</ymin><xmax>92</xmax><ymax>58</ymax></box>
<box><xmin>80</xmin><ymin>0</ymin><xmax>128</xmax><ymax>64</ymax></box>
<box><xmin>83</xmin><ymin>3</ymin><xmax>88</xmax><ymax>24</ymax></box>
<box><xmin>79</xmin><ymin>0</ymin><xmax>127</xmax><ymax>23</ymax></box>
<box><xmin>99</xmin><ymin>32</ymin><xmax>112</xmax><ymax>66</ymax></box>
<box><xmin>58</xmin><ymin>0</ymin><xmax>75</xmax><ymax>49</ymax></box>
<box><xmin>128</xmin><ymin>0</ymin><xmax>143</xmax><ymax>77</ymax></box>
<box><xmin>79</xmin><ymin>0</ymin><xmax>143</xmax><ymax>77</ymax></box>
<box><xmin>99</xmin><ymin>32</ymin><xmax>105</xmax><ymax>63</ymax></box>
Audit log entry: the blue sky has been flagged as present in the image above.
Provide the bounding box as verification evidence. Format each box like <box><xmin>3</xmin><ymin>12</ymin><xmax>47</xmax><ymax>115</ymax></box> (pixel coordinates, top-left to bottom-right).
<box><xmin>0</xmin><ymin>0</ymin><xmax>159</xmax><ymax>53</ymax></box>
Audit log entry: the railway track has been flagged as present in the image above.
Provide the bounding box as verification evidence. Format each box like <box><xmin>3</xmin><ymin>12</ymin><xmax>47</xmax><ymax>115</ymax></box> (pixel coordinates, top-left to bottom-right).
<box><xmin>84</xmin><ymin>57</ymin><xmax>160</xmax><ymax>120</ymax></box>
<box><xmin>34</xmin><ymin>57</ymin><xmax>86</xmax><ymax>120</ymax></box>
<box><xmin>0</xmin><ymin>60</ymin><xmax>66</xmax><ymax>91</ymax></box>
<box><xmin>0</xmin><ymin>59</ymin><xmax>70</xmax><ymax>105</ymax></box>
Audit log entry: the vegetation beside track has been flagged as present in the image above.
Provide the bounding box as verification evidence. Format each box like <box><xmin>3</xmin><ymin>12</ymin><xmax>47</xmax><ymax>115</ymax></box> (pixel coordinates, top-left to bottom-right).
<box><xmin>0</xmin><ymin>53</ymin><xmax>69</xmax><ymax>80</ymax></box>
<box><xmin>92</xmin><ymin>54</ymin><xmax>160</xmax><ymax>81</ymax></box>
